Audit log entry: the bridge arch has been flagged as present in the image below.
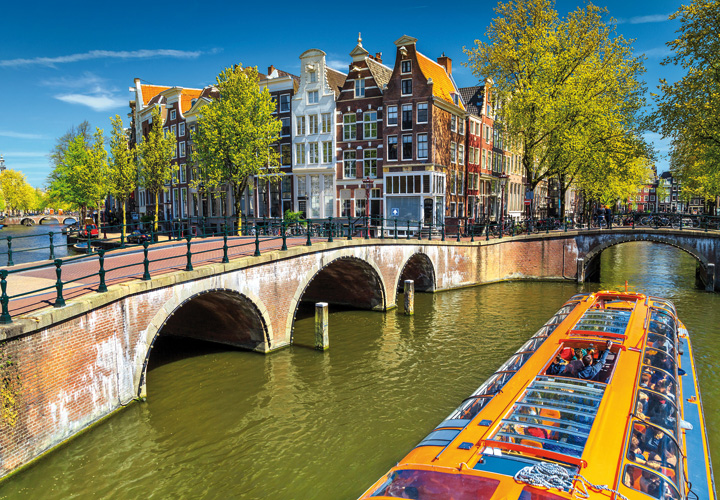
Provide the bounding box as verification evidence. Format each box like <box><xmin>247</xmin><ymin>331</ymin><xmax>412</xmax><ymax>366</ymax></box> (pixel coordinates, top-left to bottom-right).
<box><xmin>63</xmin><ymin>217</ymin><xmax>77</xmax><ymax>225</ymax></box>
<box><xmin>582</xmin><ymin>233</ymin><xmax>710</xmax><ymax>281</ymax></box>
<box><xmin>395</xmin><ymin>252</ymin><xmax>436</xmax><ymax>292</ymax></box>
<box><xmin>135</xmin><ymin>286</ymin><xmax>273</xmax><ymax>398</ymax></box>
<box><xmin>20</xmin><ymin>218</ymin><xmax>34</xmax><ymax>226</ymax></box>
<box><xmin>39</xmin><ymin>217</ymin><xmax>60</xmax><ymax>225</ymax></box>
<box><xmin>286</xmin><ymin>253</ymin><xmax>389</xmax><ymax>340</ymax></box>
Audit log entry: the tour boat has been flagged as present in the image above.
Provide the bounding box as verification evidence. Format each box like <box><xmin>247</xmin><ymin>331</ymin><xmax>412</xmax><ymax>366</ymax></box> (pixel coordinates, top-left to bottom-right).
<box><xmin>359</xmin><ymin>291</ymin><xmax>715</xmax><ymax>500</ymax></box>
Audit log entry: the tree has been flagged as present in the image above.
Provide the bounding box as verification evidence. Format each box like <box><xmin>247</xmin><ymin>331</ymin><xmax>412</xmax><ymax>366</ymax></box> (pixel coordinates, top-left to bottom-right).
<box><xmin>108</xmin><ymin>115</ymin><xmax>138</xmax><ymax>241</ymax></box>
<box><xmin>0</xmin><ymin>170</ymin><xmax>34</xmax><ymax>214</ymax></box>
<box><xmin>192</xmin><ymin>65</ymin><xmax>282</xmax><ymax>231</ymax></box>
<box><xmin>465</xmin><ymin>0</ymin><xmax>647</xmax><ymax>215</ymax></box>
<box><xmin>138</xmin><ymin>107</ymin><xmax>176</xmax><ymax>232</ymax></box>
<box><xmin>47</xmin><ymin>130</ymin><xmax>108</xmax><ymax>221</ymax></box>
<box><xmin>651</xmin><ymin>0</ymin><xmax>720</xmax><ymax>211</ymax></box>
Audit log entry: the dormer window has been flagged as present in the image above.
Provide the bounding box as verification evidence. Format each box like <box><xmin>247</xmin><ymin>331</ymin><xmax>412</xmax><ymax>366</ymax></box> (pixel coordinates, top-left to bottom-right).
<box><xmin>452</xmin><ymin>93</ymin><xmax>459</xmax><ymax>106</ymax></box>
<box><xmin>309</xmin><ymin>71</ymin><xmax>317</xmax><ymax>83</ymax></box>
<box><xmin>401</xmin><ymin>79</ymin><xmax>412</xmax><ymax>96</ymax></box>
<box><xmin>170</xmin><ymin>109</ymin><xmax>177</xmax><ymax>120</ymax></box>
<box><xmin>308</xmin><ymin>91</ymin><xmax>319</xmax><ymax>104</ymax></box>
<box><xmin>355</xmin><ymin>79</ymin><xmax>365</xmax><ymax>98</ymax></box>
<box><xmin>190</xmin><ymin>99</ymin><xmax>197</xmax><ymax>107</ymax></box>
<box><xmin>401</xmin><ymin>60</ymin><xmax>412</xmax><ymax>74</ymax></box>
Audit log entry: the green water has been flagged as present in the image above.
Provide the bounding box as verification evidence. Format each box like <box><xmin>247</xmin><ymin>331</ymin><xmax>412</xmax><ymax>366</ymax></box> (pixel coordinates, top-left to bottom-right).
<box><xmin>0</xmin><ymin>242</ymin><xmax>717</xmax><ymax>499</ymax></box>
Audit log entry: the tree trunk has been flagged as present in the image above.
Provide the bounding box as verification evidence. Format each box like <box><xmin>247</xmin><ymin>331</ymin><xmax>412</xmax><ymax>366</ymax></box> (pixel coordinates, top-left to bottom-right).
<box><xmin>154</xmin><ymin>191</ymin><xmax>159</xmax><ymax>237</ymax></box>
<box><xmin>234</xmin><ymin>183</ymin><xmax>242</xmax><ymax>235</ymax></box>
<box><xmin>122</xmin><ymin>199</ymin><xmax>127</xmax><ymax>242</ymax></box>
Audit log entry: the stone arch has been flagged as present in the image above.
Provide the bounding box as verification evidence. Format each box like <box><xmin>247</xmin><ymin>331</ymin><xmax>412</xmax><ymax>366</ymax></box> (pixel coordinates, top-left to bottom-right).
<box><xmin>395</xmin><ymin>252</ymin><xmax>436</xmax><ymax>292</ymax></box>
<box><xmin>134</xmin><ymin>286</ymin><xmax>273</xmax><ymax>398</ymax></box>
<box><xmin>583</xmin><ymin>234</ymin><xmax>710</xmax><ymax>281</ymax></box>
<box><xmin>285</xmin><ymin>252</ymin><xmax>389</xmax><ymax>341</ymax></box>
<box><xmin>39</xmin><ymin>217</ymin><xmax>59</xmax><ymax>224</ymax></box>
<box><xmin>20</xmin><ymin>217</ymin><xmax>34</xmax><ymax>226</ymax></box>
<box><xmin>62</xmin><ymin>217</ymin><xmax>77</xmax><ymax>225</ymax></box>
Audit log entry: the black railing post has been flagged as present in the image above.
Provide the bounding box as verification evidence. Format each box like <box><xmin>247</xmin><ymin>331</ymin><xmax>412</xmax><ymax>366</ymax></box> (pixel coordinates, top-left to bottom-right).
<box><xmin>394</xmin><ymin>219</ymin><xmax>398</xmax><ymax>240</ymax></box>
<box><xmin>406</xmin><ymin>221</ymin><xmax>411</xmax><ymax>240</ymax></box>
<box><xmin>7</xmin><ymin>236</ymin><xmax>13</xmax><ymax>267</ymax></box>
<box><xmin>263</xmin><ymin>216</ymin><xmax>267</xmax><ymax>236</ymax></box>
<box><xmin>417</xmin><ymin>221</ymin><xmax>422</xmax><ymax>241</ymax></box>
<box><xmin>328</xmin><ymin>217</ymin><xmax>334</xmax><ymax>242</ymax></box>
<box><xmin>222</xmin><ymin>227</ymin><xmax>229</xmax><ymax>263</ymax></box>
<box><xmin>54</xmin><ymin>259</ymin><xmax>66</xmax><ymax>307</ymax></box>
<box><xmin>347</xmin><ymin>216</ymin><xmax>353</xmax><ymax>240</ymax></box>
<box><xmin>365</xmin><ymin>215</ymin><xmax>370</xmax><ymax>239</ymax></box>
<box><xmin>380</xmin><ymin>217</ymin><xmax>384</xmax><ymax>240</ymax></box>
<box><xmin>49</xmin><ymin>231</ymin><xmax>55</xmax><ymax>260</ymax></box>
<box><xmin>442</xmin><ymin>222</ymin><xmax>446</xmax><ymax>241</ymax></box>
<box><xmin>486</xmin><ymin>224</ymin><xmax>490</xmax><ymax>241</ymax></box>
<box><xmin>201</xmin><ymin>217</ymin><xmax>206</xmax><ymax>238</ymax></box>
<box><xmin>456</xmin><ymin>223</ymin><xmax>461</xmax><ymax>242</ymax></box>
<box><xmin>254</xmin><ymin>224</ymin><xmax>261</xmax><ymax>257</ymax></box>
<box><xmin>0</xmin><ymin>270</ymin><xmax>11</xmax><ymax>324</ymax></box>
<box><xmin>142</xmin><ymin>241</ymin><xmax>151</xmax><ymax>280</ymax></box>
<box><xmin>305</xmin><ymin>220</ymin><xmax>312</xmax><ymax>247</ymax></box>
<box><xmin>282</xmin><ymin>221</ymin><xmax>289</xmax><ymax>250</ymax></box>
<box><xmin>97</xmin><ymin>249</ymin><xmax>108</xmax><ymax>293</ymax></box>
<box><xmin>470</xmin><ymin>224</ymin><xmax>475</xmax><ymax>242</ymax></box>
<box><xmin>185</xmin><ymin>236</ymin><xmax>193</xmax><ymax>271</ymax></box>
<box><xmin>429</xmin><ymin>221</ymin><xmax>433</xmax><ymax>241</ymax></box>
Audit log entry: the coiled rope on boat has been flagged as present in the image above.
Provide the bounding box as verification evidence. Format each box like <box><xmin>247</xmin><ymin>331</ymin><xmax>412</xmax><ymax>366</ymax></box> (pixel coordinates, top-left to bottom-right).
<box><xmin>514</xmin><ymin>462</ymin><xmax>629</xmax><ymax>500</ymax></box>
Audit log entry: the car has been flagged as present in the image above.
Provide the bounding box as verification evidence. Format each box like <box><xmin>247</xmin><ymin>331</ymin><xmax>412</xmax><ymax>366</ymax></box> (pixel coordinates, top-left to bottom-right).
<box><xmin>78</xmin><ymin>224</ymin><xmax>99</xmax><ymax>238</ymax></box>
<box><xmin>127</xmin><ymin>230</ymin><xmax>150</xmax><ymax>244</ymax></box>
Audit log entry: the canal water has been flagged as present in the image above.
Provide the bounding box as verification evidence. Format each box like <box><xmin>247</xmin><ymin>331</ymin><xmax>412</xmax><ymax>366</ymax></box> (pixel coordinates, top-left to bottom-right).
<box><xmin>0</xmin><ymin>242</ymin><xmax>717</xmax><ymax>499</ymax></box>
<box><xmin>0</xmin><ymin>223</ymin><xmax>77</xmax><ymax>267</ymax></box>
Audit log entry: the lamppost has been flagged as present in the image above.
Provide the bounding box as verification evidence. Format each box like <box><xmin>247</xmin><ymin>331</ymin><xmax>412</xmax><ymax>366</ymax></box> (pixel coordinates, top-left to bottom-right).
<box><xmin>362</xmin><ymin>177</ymin><xmax>374</xmax><ymax>219</ymax></box>
<box><xmin>499</xmin><ymin>174</ymin><xmax>509</xmax><ymax>233</ymax></box>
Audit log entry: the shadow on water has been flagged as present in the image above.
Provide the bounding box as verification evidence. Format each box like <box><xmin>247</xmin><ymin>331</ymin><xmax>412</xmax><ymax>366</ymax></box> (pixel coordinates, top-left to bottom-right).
<box><xmin>146</xmin><ymin>336</ymin><xmax>242</xmax><ymax>371</ymax></box>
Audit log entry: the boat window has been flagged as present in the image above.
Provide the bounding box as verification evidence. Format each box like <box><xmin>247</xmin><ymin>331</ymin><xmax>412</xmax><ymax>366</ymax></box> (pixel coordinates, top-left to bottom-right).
<box><xmin>518</xmin><ymin>486</ymin><xmax>568</xmax><ymax>500</ymax></box>
<box><xmin>556</xmin><ymin>304</ymin><xmax>577</xmax><ymax>315</ymax></box>
<box><xmin>650</xmin><ymin>298</ymin><xmax>676</xmax><ymax>315</ymax></box>
<box><xmin>650</xmin><ymin>309</ymin><xmax>676</xmax><ymax>329</ymax></box>
<box><xmin>647</xmin><ymin>333</ymin><xmax>675</xmax><ymax>357</ymax></box>
<box><xmin>546</xmin><ymin>313</ymin><xmax>568</xmax><ymax>326</ymax></box>
<box><xmin>472</xmin><ymin>371</ymin><xmax>515</xmax><ymax>397</ymax></box>
<box><xmin>532</xmin><ymin>325</ymin><xmax>551</xmax><ymax>338</ymax></box>
<box><xmin>498</xmin><ymin>352</ymin><xmax>533</xmax><ymax>372</ymax></box>
<box><xmin>370</xmin><ymin>469</ymin><xmax>500</xmax><ymax>499</ymax></box>
<box><xmin>519</xmin><ymin>336</ymin><xmax>546</xmax><ymax>353</ymax></box>
<box><xmin>415</xmin><ymin>428</ymin><xmax>461</xmax><ymax>448</ymax></box>
<box><xmin>625</xmin><ymin>420</ymin><xmax>680</xmax><ymax>487</ymax></box>
<box><xmin>648</xmin><ymin>321</ymin><xmax>675</xmax><ymax>341</ymax></box>
<box><xmin>490</xmin><ymin>376</ymin><xmax>604</xmax><ymax>459</ymax></box>
<box><xmin>569</xmin><ymin>293</ymin><xmax>591</xmax><ymax>301</ymax></box>
<box><xmin>639</xmin><ymin>366</ymin><xmax>677</xmax><ymax>399</ymax></box>
<box><xmin>643</xmin><ymin>349</ymin><xmax>676</xmax><ymax>377</ymax></box>
<box><xmin>636</xmin><ymin>389</ymin><xmax>678</xmax><ymax>437</ymax></box>
<box><xmin>573</xmin><ymin>309</ymin><xmax>630</xmax><ymax>335</ymax></box>
<box><xmin>446</xmin><ymin>395</ymin><xmax>493</xmax><ymax>421</ymax></box>
<box><xmin>622</xmin><ymin>464</ymin><xmax>680</xmax><ymax>499</ymax></box>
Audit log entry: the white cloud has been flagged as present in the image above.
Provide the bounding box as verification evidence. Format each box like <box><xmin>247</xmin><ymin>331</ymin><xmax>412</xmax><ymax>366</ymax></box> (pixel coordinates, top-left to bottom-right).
<box><xmin>617</xmin><ymin>13</ymin><xmax>672</xmax><ymax>24</ymax></box>
<box><xmin>325</xmin><ymin>58</ymin><xmax>348</xmax><ymax>72</ymax></box>
<box><xmin>55</xmin><ymin>93</ymin><xmax>127</xmax><ymax>111</ymax></box>
<box><xmin>0</xmin><ymin>131</ymin><xmax>44</xmax><ymax>139</ymax></box>
<box><xmin>0</xmin><ymin>48</ymin><xmax>214</xmax><ymax>68</ymax></box>
<box><xmin>641</xmin><ymin>47</ymin><xmax>673</xmax><ymax>59</ymax></box>
<box><xmin>39</xmin><ymin>71</ymin><xmax>105</xmax><ymax>89</ymax></box>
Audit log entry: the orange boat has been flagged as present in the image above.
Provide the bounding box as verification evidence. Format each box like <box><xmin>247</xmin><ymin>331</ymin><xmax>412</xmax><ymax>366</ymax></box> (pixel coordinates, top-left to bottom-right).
<box><xmin>359</xmin><ymin>291</ymin><xmax>715</xmax><ymax>500</ymax></box>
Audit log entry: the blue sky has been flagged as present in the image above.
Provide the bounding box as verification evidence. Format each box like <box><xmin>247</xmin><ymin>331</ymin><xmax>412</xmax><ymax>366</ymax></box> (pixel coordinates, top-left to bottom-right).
<box><xmin>0</xmin><ymin>0</ymin><xmax>685</xmax><ymax>187</ymax></box>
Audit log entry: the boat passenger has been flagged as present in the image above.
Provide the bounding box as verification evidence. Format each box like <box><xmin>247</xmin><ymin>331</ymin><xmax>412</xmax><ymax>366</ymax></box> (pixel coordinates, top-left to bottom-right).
<box><xmin>568</xmin><ymin>341</ymin><xmax>613</xmax><ymax>380</ymax></box>
<box><xmin>547</xmin><ymin>355</ymin><xmax>568</xmax><ymax>375</ymax></box>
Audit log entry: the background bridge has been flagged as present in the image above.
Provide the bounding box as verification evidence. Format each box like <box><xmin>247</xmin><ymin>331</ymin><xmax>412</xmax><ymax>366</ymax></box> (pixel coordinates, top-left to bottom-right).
<box><xmin>2</xmin><ymin>214</ymin><xmax>78</xmax><ymax>226</ymax></box>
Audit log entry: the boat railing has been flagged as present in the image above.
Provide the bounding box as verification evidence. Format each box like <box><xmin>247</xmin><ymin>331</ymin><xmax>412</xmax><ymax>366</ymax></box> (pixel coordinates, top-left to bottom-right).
<box><xmin>480</xmin><ymin>439</ymin><xmax>588</xmax><ymax>469</ymax></box>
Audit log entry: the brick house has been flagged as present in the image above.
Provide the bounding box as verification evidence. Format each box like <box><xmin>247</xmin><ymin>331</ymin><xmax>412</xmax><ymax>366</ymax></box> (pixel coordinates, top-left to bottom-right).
<box><xmin>335</xmin><ymin>35</ymin><xmax>392</xmax><ymax>220</ymax></box>
<box><xmin>382</xmin><ymin>35</ymin><xmax>466</xmax><ymax>228</ymax></box>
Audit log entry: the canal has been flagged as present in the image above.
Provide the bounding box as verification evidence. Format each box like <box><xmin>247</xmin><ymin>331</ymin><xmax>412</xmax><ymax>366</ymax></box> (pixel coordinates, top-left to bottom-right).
<box><xmin>0</xmin><ymin>222</ymin><xmax>77</xmax><ymax>267</ymax></box>
<box><xmin>0</xmin><ymin>241</ymin><xmax>717</xmax><ymax>499</ymax></box>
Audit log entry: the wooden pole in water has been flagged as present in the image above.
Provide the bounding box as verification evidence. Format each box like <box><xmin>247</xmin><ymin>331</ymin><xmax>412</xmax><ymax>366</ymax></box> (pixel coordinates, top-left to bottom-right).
<box><xmin>404</xmin><ymin>280</ymin><xmax>415</xmax><ymax>316</ymax></box>
<box><xmin>315</xmin><ymin>302</ymin><xmax>329</xmax><ymax>350</ymax></box>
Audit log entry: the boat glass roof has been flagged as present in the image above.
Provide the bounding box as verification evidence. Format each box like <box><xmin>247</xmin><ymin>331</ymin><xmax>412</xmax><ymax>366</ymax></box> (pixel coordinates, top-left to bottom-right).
<box><xmin>574</xmin><ymin>309</ymin><xmax>631</xmax><ymax>335</ymax></box>
<box><xmin>490</xmin><ymin>375</ymin><xmax>605</xmax><ymax>460</ymax></box>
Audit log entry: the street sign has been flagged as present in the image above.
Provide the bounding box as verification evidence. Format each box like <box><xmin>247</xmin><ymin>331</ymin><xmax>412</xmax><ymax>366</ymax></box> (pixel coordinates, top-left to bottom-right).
<box><xmin>391</xmin><ymin>208</ymin><xmax>400</xmax><ymax>217</ymax></box>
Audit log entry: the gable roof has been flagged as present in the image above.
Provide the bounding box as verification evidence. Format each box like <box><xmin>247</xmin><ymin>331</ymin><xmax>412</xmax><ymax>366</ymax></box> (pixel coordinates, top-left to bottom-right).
<box><xmin>415</xmin><ymin>52</ymin><xmax>465</xmax><ymax>110</ymax></box>
<box><xmin>180</xmin><ymin>89</ymin><xmax>203</xmax><ymax>113</ymax></box>
<box><xmin>459</xmin><ymin>86</ymin><xmax>485</xmax><ymax>116</ymax></box>
<box><xmin>326</xmin><ymin>67</ymin><xmax>347</xmax><ymax>98</ymax></box>
<box><xmin>141</xmin><ymin>85</ymin><xmax>170</xmax><ymax>107</ymax></box>
<box><xmin>367</xmin><ymin>57</ymin><xmax>393</xmax><ymax>89</ymax></box>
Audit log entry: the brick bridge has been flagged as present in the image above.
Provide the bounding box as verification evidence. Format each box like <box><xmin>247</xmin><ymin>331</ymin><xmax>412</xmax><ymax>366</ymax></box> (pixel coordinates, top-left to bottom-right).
<box><xmin>0</xmin><ymin>228</ymin><xmax>718</xmax><ymax>477</ymax></box>
<box><xmin>2</xmin><ymin>215</ymin><xmax>78</xmax><ymax>226</ymax></box>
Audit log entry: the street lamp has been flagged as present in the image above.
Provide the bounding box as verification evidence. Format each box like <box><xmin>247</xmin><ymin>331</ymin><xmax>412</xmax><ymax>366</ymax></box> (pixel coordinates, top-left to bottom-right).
<box><xmin>499</xmin><ymin>174</ymin><xmax>509</xmax><ymax>233</ymax></box>
<box><xmin>362</xmin><ymin>177</ymin><xmax>374</xmax><ymax>219</ymax></box>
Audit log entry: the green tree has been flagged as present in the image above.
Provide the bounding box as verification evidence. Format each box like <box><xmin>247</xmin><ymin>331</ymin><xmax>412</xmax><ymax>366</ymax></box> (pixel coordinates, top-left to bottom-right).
<box><xmin>192</xmin><ymin>65</ymin><xmax>281</xmax><ymax>231</ymax></box>
<box><xmin>108</xmin><ymin>115</ymin><xmax>138</xmax><ymax>241</ymax></box>
<box><xmin>465</xmin><ymin>0</ymin><xmax>646</xmax><ymax>214</ymax></box>
<box><xmin>651</xmin><ymin>0</ymin><xmax>720</xmax><ymax>212</ymax></box>
<box><xmin>0</xmin><ymin>170</ymin><xmax>34</xmax><ymax>214</ymax></box>
<box><xmin>138</xmin><ymin>107</ymin><xmax>176</xmax><ymax>232</ymax></box>
<box><xmin>47</xmin><ymin>130</ymin><xmax>108</xmax><ymax>221</ymax></box>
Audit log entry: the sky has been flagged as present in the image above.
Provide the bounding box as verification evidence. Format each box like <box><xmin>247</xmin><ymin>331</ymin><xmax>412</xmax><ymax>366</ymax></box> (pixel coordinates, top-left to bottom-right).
<box><xmin>0</xmin><ymin>0</ymin><xmax>687</xmax><ymax>188</ymax></box>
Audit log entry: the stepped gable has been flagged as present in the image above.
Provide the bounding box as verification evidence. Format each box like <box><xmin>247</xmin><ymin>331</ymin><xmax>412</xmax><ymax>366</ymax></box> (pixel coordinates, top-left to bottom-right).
<box><xmin>326</xmin><ymin>67</ymin><xmax>347</xmax><ymax>98</ymax></box>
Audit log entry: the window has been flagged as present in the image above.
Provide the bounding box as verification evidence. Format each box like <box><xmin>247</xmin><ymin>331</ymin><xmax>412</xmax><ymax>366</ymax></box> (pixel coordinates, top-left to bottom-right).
<box><xmin>355</xmin><ymin>198</ymin><xmax>366</xmax><ymax>217</ymax></box>
<box><xmin>170</xmin><ymin>110</ymin><xmax>176</xmax><ymax>120</ymax></box>
<box><xmin>280</xmin><ymin>94</ymin><xmax>290</xmax><ymax>112</ymax></box>
<box><xmin>179</xmin><ymin>164</ymin><xmax>186</xmax><ymax>183</ymax></box>
<box><xmin>342</xmin><ymin>199</ymin><xmax>352</xmax><ymax>217</ymax></box>
<box><xmin>458</xmin><ymin>144</ymin><xmax>464</xmax><ymax>164</ymax></box>
<box><xmin>417</xmin><ymin>133</ymin><xmax>428</xmax><ymax>159</ymax></box>
<box><xmin>417</xmin><ymin>103</ymin><xmax>428</xmax><ymax>123</ymax></box>
<box><xmin>321</xmin><ymin>113</ymin><xmax>331</xmax><ymax>133</ymax></box>
<box><xmin>281</xmin><ymin>117</ymin><xmax>291</xmax><ymax>136</ymax></box>
<box><xmin>309</xmin><ymin>71</ymin><xmax>317</xmax><ymax>83</ymax></box>
<box><xmin>172</xmin><ymin>144</ymin><xmax>177</xmax><ymax>159</ymax></box>
<box><xmin>179</xmin><ymin>141</ymin><xmax>186</xmax><ymax>157</ymax></box>
<box><xmin>459</xmin><ymin>119</ymin><xmax>465</xmax><ymax>135</ymax></box>
<box><xmin>450</xmin><ymin>142</ymin><xmax>457</xmax><ymax>163</ymax></box>
<box><xmin>343</xmin><ymin>114</ymin><xmax>356</xmax><ymax>141</ymax></box>
<box><xmin>322</xmin><ymin>141</ymin><xmax>332</xmax><ymax>163</ymax></box>
<box><xmin>401</xmin><ymin>60</ymin><xmax>412</xmax><ymax>73</ymax></box>
<box><xmin>364</xmin><ymin>111</ymin><xmax>377</xmax><ymax>139</ymax></box>
<box><xmin>308</xmin><ymin>91</ymin><xmax>319</xmax><ymax>104</ymax></box>
<box><xmin>171</xmin><ymin>125</ymin><xmax>177</xmax><ymax>136</ymax></box>
<box><xmin>281</xmin><ymin>144</ymin><xmax>292</xmax><ymax>165</ymax></box>
<box><xmin>309</xmin><ymin>115</ymin><xmax>318</xmax><ymax>134</ymax></box>
<box><xmin>387</xmin><ymin>105</ymin><xmax>398</xmax><ymax>126</ymax></box>
<box><xmin>343</xmin><ymin>151</ymin><xmax>356</xmax><ymax>178</ymax></box>
<box><xmin>402</xmin><ymin>135</ymin><xmax>413</xmax><ymax>160</ymax></box>
<box><xmin>296</xmin><ymin>116</ymin><xmax>305</xmax><ymax>135</ymax></box>
<box><xmin>401</xmin><ymin>79</ymin><xmax>412</xmax><ymax>95</ymax></box>
<box><xmin>355</xmin><ymin>79</ymin><xmax>365</xmax><ymax>98</ymax></box>
<box><xmin>163</xmin><ymin>127</ymin><xmax>168</xmax><ymax>137</ymax></box>
<box><xmin>181</xmin><ymin>188</ymin><xmax>187</xmax><ymax>217</ymax></box>
<box><xmin>309</xmin><ymin>142</ymin><xmax>319</xmax><ymax>164</ymax></box>
<box><xmin>401</xmin><ymin>104</ymin><xmax>413</xmax><ymax>130</ymax></box>
<box><xmin>451</xmin><ymin>116</ymin><xmax>457</xmax><ymax>132</ymax></box>
<box><xmin>388</xmin><ymin>136</ymin><xmax>398</xmax><ymax>160</ymax></box>
<box><xmin>179</xmin><ymin>123</ymin><xmax>185</xmax><ymax>136</ymax></box>
<box><xmin>364</xmin><ymin>149</ymin><xmax>377</xmax><ymax>178</ymax></box>
<box><xmin>296</xmin><ymin>143</ymin><xmax>305</xmax><ymax>164</ymax></box>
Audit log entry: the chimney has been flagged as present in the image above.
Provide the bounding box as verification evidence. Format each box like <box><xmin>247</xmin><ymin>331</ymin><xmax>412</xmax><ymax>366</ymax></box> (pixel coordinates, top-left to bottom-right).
<box><xmin>437</xmin><ymin>53</ymin><xmax>452</xmax><ymax>75</ymax></box>
<box><xmin>375</xmin><ymin>52</ymin><xmax>383</xmax><ymax>63</ymax></box>
<box><xmin>268</xmin><ymin>65</ymin><xmax>275</xmax><ymax>75</ymax></box>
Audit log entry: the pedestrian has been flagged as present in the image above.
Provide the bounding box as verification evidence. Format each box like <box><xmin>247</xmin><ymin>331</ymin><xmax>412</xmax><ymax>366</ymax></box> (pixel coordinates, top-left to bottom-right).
<box><xmin>605</xmin><ymin>206</ymin><xmax>613</xmax><ymax>229</ymax></box>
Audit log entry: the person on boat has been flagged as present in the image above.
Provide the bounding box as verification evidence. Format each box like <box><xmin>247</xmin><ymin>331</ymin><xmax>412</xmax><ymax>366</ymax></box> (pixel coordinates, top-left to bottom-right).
<box><xmin>639</xmin><ymin>371</ymin><xmax>652</xmax><ymax>389</ymax></box>
<box><xmin>628</xmin><ymin>433</ymin><xmax>647</xmax><ymax>464</ymax></box>
<box><xmin>547</xmin><ymin>355</ymin><xmax>568</xmax><ymax>375</ymax></box>
<box><xmin>571</xmin><ymin>341</ymin><xmax>613</xmax><ymax>380</ymax></box>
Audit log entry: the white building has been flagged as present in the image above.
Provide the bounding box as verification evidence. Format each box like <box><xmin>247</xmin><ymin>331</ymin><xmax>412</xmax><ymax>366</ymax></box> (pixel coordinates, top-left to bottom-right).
<box><xmin>292</xmin><ymin>49</ymin><xmax>346</xmax><ymax>218</ymax></box>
